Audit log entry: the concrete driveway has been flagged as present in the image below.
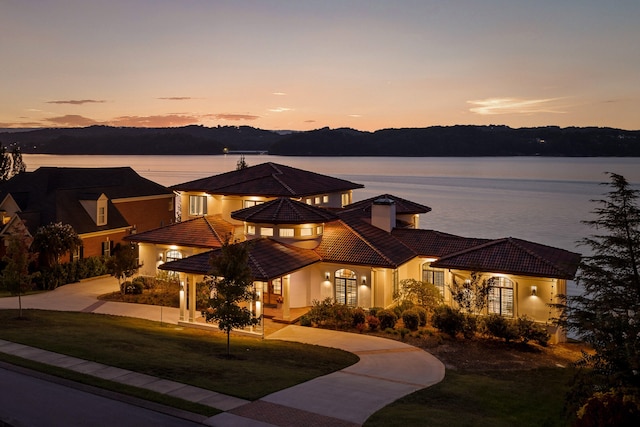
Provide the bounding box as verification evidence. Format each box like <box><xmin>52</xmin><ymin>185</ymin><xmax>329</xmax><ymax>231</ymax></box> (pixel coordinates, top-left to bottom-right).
<box><xmin>1</xmin><ymin>276</ymin><xmax>445</xmax><ymax>426</ymax></box>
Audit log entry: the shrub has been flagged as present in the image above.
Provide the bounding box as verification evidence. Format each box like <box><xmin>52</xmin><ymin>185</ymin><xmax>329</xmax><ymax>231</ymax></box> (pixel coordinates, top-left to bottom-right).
<box><xmin>299</xmin><ymin>315</ymin><xmax>312</xmax><ymax>327</ymax></box>
<box><xmin>352</xmin><ymin>307</ymin><xmax>366</xmax><ymax>327</ymax></box>
<box><xmin>516</xmin><ymin>316</ymin><xmax>550</xmax><ymax>346</ymax></box>
<box><xmin>401</xmin><ymin>309</ymin><xmax>420</xmax><ymax>331</ymax></box>
<box><xmin>431</xmin><ymin>305</ymin><xmax>465</xmax><ymax>338</ymax></box>
<box><xmin>366</xmin><ymin>315</ymin><xmax>380</xmax><ymax>331</ymax></box>
<box><xmin>393</xmin><ymin>300</ymin><xmax>414</xmax><ymax>318</ymax></box>
<box><xmin>462</xmin><ymin>314</ymin><xmax>478</xmax><ymax>339</ymax></box>
<box><xmin>413</xmin><ymin>306</ymin><xmax>428</xmax><ymax>327</ymax></box>
<box><xmin>377</xmin><ymin>309</ymin><xmax>398</xmax><ymax>330</ymax></box>
<box><xmin>133</xmin><ymin>276</ymin><xmax>156</xmax><ymax>290</ymax></box>
<box><xmin>398</xmin><ymin>327</ymin><xmax>410</xmax><ymax>340</ymax></box>
<box><xmin>368</xmin><ymin>307</ymin><xmax>383</xmax><ymax>317</ymax></box>
<box><xmin>121</xmin><ymin>280</ymin><xmax>143</xmax><ymax>295</ymax></box>
<box><xmin>481</xmin><ymin>314</ymin><xmax>519</xmax><ymax>343</ymax></box>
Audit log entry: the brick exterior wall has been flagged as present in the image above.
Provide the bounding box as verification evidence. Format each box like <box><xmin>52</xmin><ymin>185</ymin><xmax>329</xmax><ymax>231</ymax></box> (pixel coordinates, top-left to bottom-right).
<box><xmin>114</xmin><ymin>196</ymin><xmax>175</xmax><ymax>233</ymax></box>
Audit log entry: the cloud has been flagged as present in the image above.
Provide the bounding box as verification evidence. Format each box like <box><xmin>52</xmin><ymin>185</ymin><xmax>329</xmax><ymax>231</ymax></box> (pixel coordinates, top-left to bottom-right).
<box><xmin>47</xmin><ymin>99</ymin><xmax>106</xmax><ymax>105</ymax></box>
<box><xmin>467</xmin><ymin>98</ymin><xmax>565</xmax><ymax>115</ymax></box>
<box><xmin>158</xmin><ymin>97</ymin><xmax>194</xmax><ymax>101</ymax></box>
<box><xmin>214</xmin><ymin>113</ymin><xmax>260</xmax><ymax>121</ymax></box>
<box><xmin>268</xmin><ymin>107</ymin><xmax>292</xmax><ymax>113</ymax></box>
<box><xmin>304</xmin><ymin>120</ymin><xmax>316</xmax><ymax>123</ymax></box>
<box><xmin>45</xmin><ymin>114</ymin><xmax>98</xmax><ymax>126</ymax></box>
<box><xmin>348</xmin><ymin>114</ymin><xmax>362</xmax><ymax>118</ymax></box>
<box><xmin>272</xmin><ymin>92</ymin><xmax>287</xmax><ymax>96</ymax></box>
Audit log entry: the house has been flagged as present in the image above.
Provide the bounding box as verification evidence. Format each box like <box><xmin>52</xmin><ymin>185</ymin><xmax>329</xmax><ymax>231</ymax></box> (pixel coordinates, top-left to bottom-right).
<box><xmin>127</xmin><ymin>162</ymin><xmax>580</xmax><ymax>343</ymax></box>
<box><xmin>0</xmin><ymin>167</ymin><xmax>175</xmax><ymax>260</ymax></box>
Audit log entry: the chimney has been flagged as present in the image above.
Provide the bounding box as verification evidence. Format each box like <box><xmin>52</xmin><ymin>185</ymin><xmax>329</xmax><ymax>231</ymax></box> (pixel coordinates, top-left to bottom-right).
<box><xmin>371</xmin><ymin>197</ymin><xmax>396</xmax><ymax>232</ymax></box>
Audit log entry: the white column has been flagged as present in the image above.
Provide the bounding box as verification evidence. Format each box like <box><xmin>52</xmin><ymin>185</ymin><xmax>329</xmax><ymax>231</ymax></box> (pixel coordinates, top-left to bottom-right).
<box><xmin>179</xmin><ymin>274</ymin><xmax>186</xmax><ymax>321</ymax></box>
<box><xmin>188</xmin><ymin>275</ymin><xmax>196</xmax><ymax>322</ymax></box>
<box><xmin>283</xmin><ymin>275</ymin><xmax>291</xmax><ymax>321</ymax></box>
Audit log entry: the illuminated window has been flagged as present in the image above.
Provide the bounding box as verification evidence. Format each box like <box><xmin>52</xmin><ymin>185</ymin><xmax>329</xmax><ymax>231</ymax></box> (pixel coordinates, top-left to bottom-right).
<box><xmin>301</xmin><ymin>228</ymin><xmax>312</xmax><ymax>236</ymax></box>
<box><xmin>189</xmin><ymin>195</ymin><xmax>207</xmax><ymax>216</ymax></box>
<box><xmin>488</xmin><ymin>277</ymin><xmax>514</xmax><ymax>317</ymax></box>
<box><xmin>243</xmin><ymin>200</ymin><xmax>263</xmax><ymax>208</ymax></box>
<box><xmin>247</xmin><ymin>225</ymin><xmax>255</xmax><ymax>235</ymax></box>
<box><xmin>261</xmin><ymin>227</ymin><xmax>273</xmax><ymax>237</ymax></box>
<box><xmin>101</xmin><ymin>241</ymin><xmax>112</xmax><ymax>257</ymax></box>
<box><xmin>306</xmin><ymin>198</ymin><xmax>312</xmax><ymax>205</ymax></box>
<box><xmin>166</xmin><ymin>250</ymin><xmax>182</xmax><ymax>262</ymax></box>
<box><xmin>341</xmin><ymin>193</ymin><xmax>350</xmax><ymax>207</ymax></box>
<box><xmin>272</xmin><ymin>278</ymin><xmax>282</xmax><ymax>295</ymax></box>
<box><xmin>316</xmin><ymin>225</ymin><xmax>323</xmax><ymax>235</ymax></box>
<box><xmin>422</xmin><ymin>265</ymin><xmax>445</xmax><ymax>296</ymax></box>
<box><xmin>335</xmin><ymin>269</ymin><xmax>357</xmax><ymax>306</ymax></box>
<box><xmin>314</xmin><ymin>196</ymin><xmax>321</xmax><ymax>204</ymax></box>
<box><xmin>322</xmin><ymin>195</ymin><xmax>329</xmax><ymax>203</ymax></box>
<box><xmin>279</xmin><ymin>228</ymin><xmax>294</xmax><ymax>237</ymax></box>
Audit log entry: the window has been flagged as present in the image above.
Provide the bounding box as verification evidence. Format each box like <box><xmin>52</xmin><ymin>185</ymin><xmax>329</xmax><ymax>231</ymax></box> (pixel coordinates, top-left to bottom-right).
<box><xmin>97</xmin><ymin>206</ymin><xmax>106</xmax><ymax>226</ymax></box>
<box><xmin>335</xmin><ymin>269</ymin><xmax>357</xmax><ymax>306</ymax></box>
<box><xmin>488</xmin><ymin>277</ymin><xmax>514</xmax><ymax>317</ymax></box>
<box><xmin>422</xmin><ymin>265</ymin><xmax>445</xmax><ymax>296</ymax></box>
<box><xmin>101</xmin><ymin>240</ymin><xmax>112</xmax><ymax>257</ymax></box>
<box><xmin>301</xmin><ymin>228</ymin><xmax>312</xmax><ymax>236</ymax></box>
<box><xmin>261</xmin><ymin>227</ymin><xmax>273</xmax><ymax>237</ymax></box>
<box><xmin>189</xmin><ymin>195</ymin><xmax>207</xmax><ymax>216</ymax></box>
<box><xmin>165</xmin><ymin>250</ymin><xmax>182</xmax><ymax>262</ymax></box>
<box><xmin>272</xmin><ymin>278</ymin><xmax>282</xmax><ymax>295</ymax></box>
<box><xmin>316</xmin><ymin>225</ymin><xmax>323</xmax><ymax>235</ymax></box>
<box><xmin>279</xmin><ymin>228</ymin><xmax>294</xmax><ymax>237</ymax></box>
<box><xmin>322</xmin><ymin>195</ymin><xmax>329</xmax><ymax>203</ymax></box>
<box><xmin>243</xmin><ymin>200</ymin><xmax>263</xmax><ymax>208</ymax></box>
<box><xmin>306</xmin><ymin>198</ymin><xmax>312</xmax><ymax>205</ymax></box>
<box><xmin>247</xmin><ymin>225</ymin><xmax>255</xmax><ymax>235</ymax></box>
<box><xmin>341</xmin><ymin>193</ymin><xmax>350</xmax><ymax>207</ymax></box>
<box><xmin>314</xmin><ymin>196</ymin><xmax>321</xmax><ymax>204</ymax></box>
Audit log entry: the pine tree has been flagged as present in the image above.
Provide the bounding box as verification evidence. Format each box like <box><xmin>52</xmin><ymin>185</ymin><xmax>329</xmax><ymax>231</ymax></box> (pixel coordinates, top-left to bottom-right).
<box><xmin>560</xmin><ymin>173</ymin><xmax>640</xmax><ymax>420</ymax></box>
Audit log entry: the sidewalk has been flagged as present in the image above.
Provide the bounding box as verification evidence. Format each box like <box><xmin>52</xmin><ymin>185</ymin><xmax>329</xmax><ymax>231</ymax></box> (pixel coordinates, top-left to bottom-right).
<box><xmin>0</xmin><ymin>277</ymin><xmax>445</xmax><ymax>426</ymax></box>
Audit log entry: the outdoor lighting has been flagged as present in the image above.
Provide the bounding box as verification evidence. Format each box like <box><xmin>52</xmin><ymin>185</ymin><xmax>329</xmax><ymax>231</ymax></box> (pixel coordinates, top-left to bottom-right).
<box><xmin>531</xmin><ymin>285</ymin><xmax>537</xmax><ymax>296</ymax></box>
<box><xmin>361</xmin><ymin>276</ymin><xmax>367</xmax><ymax>286</ymax></box>
<box><xmin>325</xmin><ymin>272</ymin><xmax>330</xmax><ymax>281</ymax></box>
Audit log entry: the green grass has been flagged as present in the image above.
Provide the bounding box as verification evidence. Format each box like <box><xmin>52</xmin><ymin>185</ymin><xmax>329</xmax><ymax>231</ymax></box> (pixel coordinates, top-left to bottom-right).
<box><xmin>0</xmin><ymin>309</ymin><xmax>358</xmax><ymax>400</ymax></box>
<box><xmin>365</xmin><ymin>368</ymin><xmax>574</xmax><ymax>427</ymax></box>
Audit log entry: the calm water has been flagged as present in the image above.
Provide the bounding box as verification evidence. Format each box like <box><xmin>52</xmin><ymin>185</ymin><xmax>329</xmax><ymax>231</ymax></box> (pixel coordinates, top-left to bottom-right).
<box><xmin>24</xmin><ymin>154</ymin><xmax>640</xmax><ymax>257</ymax></box>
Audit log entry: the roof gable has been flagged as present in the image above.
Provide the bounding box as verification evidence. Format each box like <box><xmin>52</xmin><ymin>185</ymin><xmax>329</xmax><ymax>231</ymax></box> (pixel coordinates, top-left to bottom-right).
<box><xmin>431</xmin><ymin>237</ymin><xmax>581</xmax><ymax>279</ymax></box>
<box><xmin>171</xmin><ymin>162</ymin><xmax>364</xmax><ymax>197</ymax></box>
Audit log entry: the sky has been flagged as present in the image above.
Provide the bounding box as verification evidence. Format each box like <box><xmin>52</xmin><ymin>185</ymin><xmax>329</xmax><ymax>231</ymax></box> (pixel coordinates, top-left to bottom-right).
<box><xmin>1</xmin><ymin>0</ymin><xmax>639</xmax><ymax>131</ymax></box>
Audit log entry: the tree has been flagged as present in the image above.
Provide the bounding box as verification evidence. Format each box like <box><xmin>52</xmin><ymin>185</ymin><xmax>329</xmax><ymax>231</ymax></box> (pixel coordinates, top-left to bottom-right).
<box><xmin>1</xmin><ymin>231</ymin><xmax>38</xmax><ymax>318</ymax></box>
<box><xmin>394</xmin><ymin>278</ymin><xmax>442</xmax><ymax>309</ymax></box>
<box><xmin>236</xmin><ymin>155</ymin><xmax>249</xmax><ymax>170</ymax></box>
<box><xmin>0</xmin><ymin>144</ymin><xmax>26</xmax><ymax>182</ymax></box>
<box><xmin>106</xmin><ymin>243</ymin><xmax>139</xmax><ymax>291</ymax></box>
<box><xmin>449</xmin><ymin>271</ymin><xmax>492</xmax><ymax>314</ymax></box>
<box><xmin>31</xmin><ymin>222</ymin><xmax>82</xmax><ymax>270</ymax></box>
<box><xmin>204</xmin><ymin>239</ymin><xmax>258</xmax><ymax>356</ymax></box>
<box><xmin>557</xmin><ymin>173</ymin><xmax>640</xmax><ymax>421</ymax></box>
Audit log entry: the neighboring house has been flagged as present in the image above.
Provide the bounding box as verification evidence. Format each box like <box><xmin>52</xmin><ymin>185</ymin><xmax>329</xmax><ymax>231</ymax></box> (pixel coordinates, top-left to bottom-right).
<box><xmin>0</xmin><ymin>167</ymin><xmax>175</xmax><ymax>260</ymax></box>
<box><xmin>127</xmin><ymin>162</ymin><xmax>580</xmax><ymax>343</ymax></box>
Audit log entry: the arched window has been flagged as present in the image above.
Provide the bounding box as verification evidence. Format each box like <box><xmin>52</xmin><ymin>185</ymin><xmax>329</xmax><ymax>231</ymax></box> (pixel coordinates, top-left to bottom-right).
<box><xmin>335</xmin><ymin>269</ymin><xmax>357</xmax><ymax>306</ymax></box>
<box><xmin>488</xmin><ymin>277</ymin><xmax>514</xmax><ymax>317</ymax></box>
<box><xmin>166</xmin><ymin>250</ymin><xmax>182</xmax><ymax>263</ymax></box>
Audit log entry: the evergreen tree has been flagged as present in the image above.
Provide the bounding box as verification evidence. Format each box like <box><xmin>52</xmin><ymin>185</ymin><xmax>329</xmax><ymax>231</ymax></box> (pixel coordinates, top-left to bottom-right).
<box><xmin>559</xmin><ymin>173</ymin><xmax>640</xmax><ymax>421</ymax></box>
<box><xmin>204</xmin><ymin>239</ymin><xmax>258</xmax><ymax>356</ymax></box>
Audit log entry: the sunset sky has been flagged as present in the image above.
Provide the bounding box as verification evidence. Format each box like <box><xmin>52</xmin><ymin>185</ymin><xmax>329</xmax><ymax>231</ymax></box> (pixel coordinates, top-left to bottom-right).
<box><xmin>2</xmin><ymin>0</ymin><xmax>639</xmax><ymax>131</ymax></box>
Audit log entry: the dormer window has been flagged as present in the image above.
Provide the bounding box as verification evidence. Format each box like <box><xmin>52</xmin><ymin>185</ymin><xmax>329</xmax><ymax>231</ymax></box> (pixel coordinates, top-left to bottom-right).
<box><xmin>80</xmin><ymin>193</ymin><xmax>108</xmax><ymax>226</ymax></box>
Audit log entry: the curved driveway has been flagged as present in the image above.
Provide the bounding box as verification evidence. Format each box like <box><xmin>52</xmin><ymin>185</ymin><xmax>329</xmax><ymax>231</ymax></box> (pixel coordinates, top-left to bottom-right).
<box><xmin>1</xmin><ymin>277</ymin><xmax>445</xmax><ymax>426</ymax></box>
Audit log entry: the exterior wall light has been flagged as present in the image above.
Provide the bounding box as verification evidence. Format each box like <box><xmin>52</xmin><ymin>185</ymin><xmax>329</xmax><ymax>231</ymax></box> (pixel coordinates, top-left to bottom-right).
<box><xmin>361</xmin><ymin>277</ymin><xmax>367</xmax><ymax>286</ymax></box>
<box><xmin>325</xmin><ymin>272</ymin><xmax>330</xmax><ymax>281</ymax></box>
<box><xmin>531</xmin><ymin>285</ymin><xmax>537</xmax><ymax>296</ymax></box>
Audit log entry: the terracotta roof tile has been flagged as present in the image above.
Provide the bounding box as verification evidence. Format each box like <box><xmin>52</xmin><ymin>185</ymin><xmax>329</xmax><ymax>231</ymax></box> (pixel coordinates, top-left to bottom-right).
<box><xmin>392</xmin><ymin>228</ymin><xmax>491</xmax><ymax>257</ymax></box>
<box><xmin>231</xmin><ymin>198</ymin><xmax>338</xmax><ymax>224</ymax></box>
<box><xmin>126</xmin><ymin>216</ymin><xmax>232</xmax><ymax>248</ymax></box>
<box><xmin>159</xmin><ymin>238</ymin><xmax>321</xmax><ymax>281</ymax></box>
<box><xmin>431</xmin><ymin>237</ymin><xmax>581</xmax><ymax>279</ymax></box>
<box><xmin>344</xmin><ymin>194</ymin><xmax>432</xmax><ymax>215</ymax></box>
<box><xmin>171</xmin><ymin>162</ymin><xmax>363</xmax><ymax>197</ymax></box>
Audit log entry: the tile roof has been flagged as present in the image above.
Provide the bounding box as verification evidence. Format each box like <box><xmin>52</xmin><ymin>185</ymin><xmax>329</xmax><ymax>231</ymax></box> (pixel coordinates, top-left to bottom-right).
<box><xmin>431</xmin><ymin>237</ymin><xmax>581</xmax><ymax>279</ymax></box>
<box><xmin>315</xmin><ymin>217</ymin><xmax>416</xmax><ymax>267</ymax></box>
<box><xmin>126</xmin><ymin>216</ymin><xmax>232</xmax><ymax>248</ymax></box>
<box><xmin>0</xmin><ymin>167</ymin><xmax>173</xmax><ymax>234</ymax></box>
<box><xmin>231</xmin><ymin>197</ymin><xmax>338</xmax><ymax>224</ymax></box>
<box><xmin>344</xmin><ymin>194</ymin><xmax>432</xmax><ymax>215</ymax></box>
<box><xmin>392</xmin><ymin>228</ymin><xmax>491</xmax><ymax>258</ymax></box>
<box><xmin>171</xmin><ymin>162</ymin><xmax>364</xmax><ymax>197</ymax></box>
<box><xmin>159</xmin><ymin>238</ymin><xmax>322</xmax><ymax>281</ymax></box>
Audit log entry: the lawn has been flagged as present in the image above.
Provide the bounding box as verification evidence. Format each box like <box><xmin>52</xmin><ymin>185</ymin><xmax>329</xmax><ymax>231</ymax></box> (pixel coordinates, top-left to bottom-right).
<box><xmin>365</xmin><ymin>367</ymin><xmax>574</xmax><ymax>426</ymax></box>
<box><xmin>0</xmin><ymin>309</ymin><xmax>358</xmax><ymax>401</ymax></box>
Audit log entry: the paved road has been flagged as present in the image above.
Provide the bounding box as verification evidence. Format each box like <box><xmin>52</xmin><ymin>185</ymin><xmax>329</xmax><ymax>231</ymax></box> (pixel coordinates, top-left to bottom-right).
<box><xmin>0</xmin><ymin>365</ymin><xmax>203</xmax><ymax>427</ymax></box>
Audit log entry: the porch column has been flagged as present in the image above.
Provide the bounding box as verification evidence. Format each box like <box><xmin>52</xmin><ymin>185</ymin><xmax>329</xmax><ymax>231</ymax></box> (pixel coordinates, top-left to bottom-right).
<box><xmin>188</xmin><ymin>275</ymin><xmax>196</xmax><ymax>322</ymax></box>
<box><xmin>283</xmin><ymin>275</ymin><xmax>290</xmax><ymax>321</ymax></box>
<box><xmin>179</xmin><ymin>274</ymin><xmax>186</xmax><ymax>321</ymax></box>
